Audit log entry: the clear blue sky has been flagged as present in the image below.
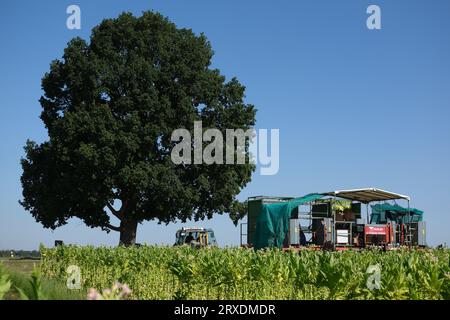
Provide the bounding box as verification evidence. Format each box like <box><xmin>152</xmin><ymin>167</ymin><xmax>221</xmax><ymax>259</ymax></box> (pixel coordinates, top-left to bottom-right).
<box><xmin>1</xmin><ymin>0</ymin><xmax>450</xmax><ymax>249</ymax></box>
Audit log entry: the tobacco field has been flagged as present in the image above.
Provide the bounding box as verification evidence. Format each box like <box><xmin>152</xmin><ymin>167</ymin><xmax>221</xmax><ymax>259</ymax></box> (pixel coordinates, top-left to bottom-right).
<box><xmin>37</xmin><ymin>246</ymin><xmax>450</xmax><ymax>300</ymax></box>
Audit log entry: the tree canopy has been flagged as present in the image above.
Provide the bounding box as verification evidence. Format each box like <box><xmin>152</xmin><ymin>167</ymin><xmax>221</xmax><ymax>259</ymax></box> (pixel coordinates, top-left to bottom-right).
<box><xmin>20</xmin><ymin>11</ymin><xmax>256</xmax><ymax>245</ymax></box>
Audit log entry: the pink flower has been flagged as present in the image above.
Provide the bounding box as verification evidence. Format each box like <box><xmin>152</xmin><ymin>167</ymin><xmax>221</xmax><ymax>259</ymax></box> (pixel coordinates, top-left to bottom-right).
<box><xmin>86</xmin><ymin>282</ymin><xmax>132</xmax><ymax>300</ymax></box>
<box><xmin>87</xmin><ymin>288</ymin><xmax>102</xmax><ymax>300</ymax></box>
<box><xmin>121</xmin><ymin>284</ymin><xmax>132</xmax><ymax>297</ymax></box>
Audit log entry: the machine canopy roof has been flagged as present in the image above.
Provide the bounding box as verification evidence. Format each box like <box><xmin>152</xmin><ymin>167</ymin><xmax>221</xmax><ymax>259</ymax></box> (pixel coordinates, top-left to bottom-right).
<box><xmin>370</xmin><ymin>203</ymin><xmax>424</xmax><ymax>224</ymax></box>
<box><xmin>322</xmin><ymin>188</ymin><xmax>410</xmax><ymax>203</ymax></box>
<box><xmin>371</xmin><ymin>203</ymin><xmax>423</xmax><ymax>215</ymax></box>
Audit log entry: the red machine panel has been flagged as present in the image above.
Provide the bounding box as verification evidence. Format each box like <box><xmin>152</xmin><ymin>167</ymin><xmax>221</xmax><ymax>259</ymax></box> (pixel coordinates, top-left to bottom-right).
<box><xmin>364</xmin><ymin>225</ymin><xmax>392</xmax><ymax>245</ymax></box>
<box><xmin>364</xmin><ymin>226</ymin><xmax>387</xmax><ymax>235</ymax></box>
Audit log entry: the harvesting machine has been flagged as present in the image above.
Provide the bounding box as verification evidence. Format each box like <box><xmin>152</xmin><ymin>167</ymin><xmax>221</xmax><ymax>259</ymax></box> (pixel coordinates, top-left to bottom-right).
<box><xmin>241</xmin><ymin>188</ymin><xmax>426</xmax><ymax>250</ymax></box>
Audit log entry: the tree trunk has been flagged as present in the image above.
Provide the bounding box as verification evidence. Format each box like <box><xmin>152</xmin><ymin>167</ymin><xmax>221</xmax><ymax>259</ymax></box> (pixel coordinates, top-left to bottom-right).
<box><xmin>119</xmin><ymin>219</ymin><xmax>138</xmax><ymax>246</ymax></box>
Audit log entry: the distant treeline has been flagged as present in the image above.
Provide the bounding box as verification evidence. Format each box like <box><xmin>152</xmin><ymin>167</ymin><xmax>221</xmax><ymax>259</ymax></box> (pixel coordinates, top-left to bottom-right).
<box><xmin>0</xmin><ymin>250</ymin><xmax>40</xmax><ymax>258</ymax></box>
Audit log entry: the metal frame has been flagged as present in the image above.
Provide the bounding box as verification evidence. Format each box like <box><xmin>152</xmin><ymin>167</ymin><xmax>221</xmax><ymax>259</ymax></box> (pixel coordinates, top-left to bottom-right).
<box><xmin>323</xmin><ymin>189</ymin><xmax>413</xmax><ymax>247</ymax></box>
<box><xmin>297</xmin><ymin>202</ymin><xmax>326</xmax><ymax>245</ymax></box>
<box><xmin>245</xmin><ymin>188</ymin><xmax>416</xmax><ymax>249</ymax></box>
<box><xmin>297</xmin><ymin>189</ymin><xmax>414</xmax><ymax>247</ymax></box>
<box><xmin>240</xmin><ymin>223</ymin><xmax>248</xmax><ymax>246</ymax></box>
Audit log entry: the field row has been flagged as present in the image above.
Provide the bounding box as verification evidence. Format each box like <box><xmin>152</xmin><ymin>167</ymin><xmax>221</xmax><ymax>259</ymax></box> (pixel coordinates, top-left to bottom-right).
<box><xmin>40</xmin><ymin>246</ymin><xmax>450</xmax><ymax>300</ymax></box>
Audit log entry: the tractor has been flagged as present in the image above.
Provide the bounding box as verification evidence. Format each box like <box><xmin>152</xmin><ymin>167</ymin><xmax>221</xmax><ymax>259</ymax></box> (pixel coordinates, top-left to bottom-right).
<box><xmin>174</xmin><ymin>227</ymin><xmax>218</xmax><ymax>248</ymax></box>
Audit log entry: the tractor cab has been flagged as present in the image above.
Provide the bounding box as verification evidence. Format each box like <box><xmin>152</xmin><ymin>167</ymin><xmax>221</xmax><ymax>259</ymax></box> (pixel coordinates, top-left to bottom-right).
<box><xmin>174</xmin><ymin>227</ymin><xmax>218</xmax><ymax>247</ymax></box>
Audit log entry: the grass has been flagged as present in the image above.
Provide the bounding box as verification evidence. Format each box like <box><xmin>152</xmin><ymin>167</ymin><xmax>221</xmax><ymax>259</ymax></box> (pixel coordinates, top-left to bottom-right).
<box><xmin>1</xmin><ymin>258</ymin><xmax>85</xmax><ymax>300</ymax></box>
<box><xmin>7</xmin><ymin>272</ymin><xmax>85</xmax><ymax>300</ymax></box>
<box><xmin>1</xmin><ymin>258</ymin><xmax>40</xmax><ymax>275</ymax></box>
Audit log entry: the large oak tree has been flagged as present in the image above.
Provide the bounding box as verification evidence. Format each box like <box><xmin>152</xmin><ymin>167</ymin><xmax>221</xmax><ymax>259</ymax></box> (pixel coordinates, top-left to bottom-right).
<box><xmin>20</xmin><ymin>12</ymin><xmax>255</xmax><ymax>245</ymax></box>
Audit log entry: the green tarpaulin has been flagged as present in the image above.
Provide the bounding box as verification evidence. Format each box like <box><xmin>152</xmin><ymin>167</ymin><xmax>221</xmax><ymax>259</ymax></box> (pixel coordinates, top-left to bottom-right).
<box><xmin>253</xmin><ymin>193</ymin><xmax>323</xmax><ymax>250</ymax></box>
<box><xmin>370</xmin><ymin>203</ymin><xmax>424</xmax><ymax>224</ymax></box>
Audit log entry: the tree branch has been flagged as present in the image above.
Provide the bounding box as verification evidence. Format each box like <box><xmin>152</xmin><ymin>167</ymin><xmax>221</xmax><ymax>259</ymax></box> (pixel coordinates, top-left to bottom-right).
<box><xmin>118</xmin><ymin>199</ymin><xmax>129</xmax><ymax>217</ymax></box>
<box><xmin>106</xmin><ymin>202</ymin><xmax>122</xmax><ymax>220</ymax></box>
<box><xmin>104</xmin><ymin>222</ymin><xmax>121</xmax><ymax>232</ymax></box>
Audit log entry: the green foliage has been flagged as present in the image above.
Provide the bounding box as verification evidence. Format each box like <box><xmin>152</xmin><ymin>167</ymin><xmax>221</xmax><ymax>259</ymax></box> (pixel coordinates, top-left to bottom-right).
<box><xmin>9</xmin><ymin>271</ymin><xmax>85</xmax><ymax>300</ymax></box>
<box><xmin>0</xmin><ymin>263</ymin><xmax>12</xmax><ymax>300</ymax></box>
<box><xmin>1</xmin><ymin>259</ymin><xmax>84</xmax><ymax>300</ymax></box>
<box><xmin>20</xmin><ymin>11</ymin><xmax>256</xmax><ymax>245</ymax></box>
<box><xmin>41</xmin><ymin>245</ymin><xmax>450</xmax><ymax>300</ymax></box>
<box><xmin>332</xmin><ymin>200</ymin><xmax>352</xmax><ymax>212</ymax></box>
<box><xmin>15</xmin><ymin>268</ymin><xmax>47</xmax><ymax>300</ymax></box>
